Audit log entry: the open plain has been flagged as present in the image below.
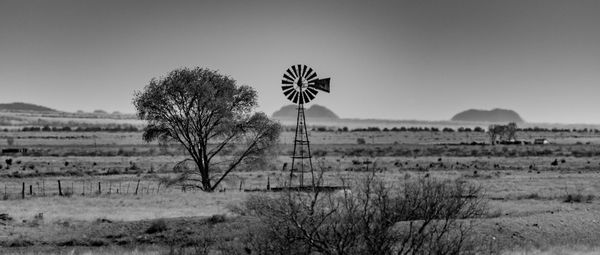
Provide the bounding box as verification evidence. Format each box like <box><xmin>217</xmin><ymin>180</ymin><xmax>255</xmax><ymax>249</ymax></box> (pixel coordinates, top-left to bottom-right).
<box><xmin>1</xmin><ymin>128</ymin><xmax>600</xmax><ymax>254</ymax></box>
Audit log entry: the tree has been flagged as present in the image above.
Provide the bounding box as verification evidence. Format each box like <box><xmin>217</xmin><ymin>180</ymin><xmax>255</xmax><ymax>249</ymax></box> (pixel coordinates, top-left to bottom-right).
<box><xmin>488</xmin><ymin>125</ymin><xmax>498</xmax><ymax>145</ymax></box>
<box><xmin>133</xmin><ymin>67</ymin><xmax>281</xmax><ymax>192</ymax></box>
<box><xmin>488</xmin><ymin>122</ymin><xmax>518</xmax><ymax>145</ymax></box>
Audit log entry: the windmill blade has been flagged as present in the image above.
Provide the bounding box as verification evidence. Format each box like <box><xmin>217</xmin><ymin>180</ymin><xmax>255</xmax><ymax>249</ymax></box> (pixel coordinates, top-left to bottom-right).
<box><xmin>306</xmin><ymin>86</ymin><xmax>319</xmax><ymax>96</ymax></box>
<box><xmin>292</xmin><ymin>92</ymin><xmax>299</xmax><ymax>104</ymax></box>
<box><xmin>305</xmin><ymin>89</ymin><xmax>316</xmax><ymax>101</ymax></box>
<box><xmin>287</xmin><ymin>90</ymin><xmax>297</xmax><ymax>102</ymax></box>
<box><xmin>307</xmin><ymin>71</ymin><xmax>318</xmax><ymax>82</ymax></box>
<box><xmin>296</xmin><ymin>65</ymin><xmax>303</xmax><ymax>78</ymax></box>
<box><xmin>283</xmin><ymin>89</ymin><xmax>294</xmax><ymax>97</ymax></box>
<box><xmin>282</xmin><ymin>85</ymin><xmax>293</xmax><ymax>91</ymax></box>
<box><xmin>305</xmin><ymin>68</ymin><xmax>314</xmax><ymax>80</ymax></box>
<box><xmin>301</xmin><ymin>65</ymin><xmax>307</xmax><ymax>78</ymax></box>
<box><xmin>283</xmin><ymin>74</ymin><xmax>294</xmax><ymax>82</ymax></box>
<box><xmin>286</xmin><ymin>68</ymin><xmax>297</xmax><ymax>79</ymax></box>
<box><xmin>291</xmin><ymin>65</ymin><xmax>299</xmax><ymax>78</ymax></box>
<box><xmin>282</xmin><ymin>79</ymin><xmax>293</xmax><ymax>85</ymax></box>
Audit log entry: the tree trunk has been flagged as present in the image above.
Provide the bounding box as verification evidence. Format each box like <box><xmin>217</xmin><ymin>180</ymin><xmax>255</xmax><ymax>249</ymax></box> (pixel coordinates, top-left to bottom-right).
<box><xmin>201</xmin><ymin>170</ymin><xmax>212</xmax><ymax>191</ymax></box>
<box><xmin>197</xmin><ymin>160</ymin><xmax>213</xmax><ymax>192</ymax></box>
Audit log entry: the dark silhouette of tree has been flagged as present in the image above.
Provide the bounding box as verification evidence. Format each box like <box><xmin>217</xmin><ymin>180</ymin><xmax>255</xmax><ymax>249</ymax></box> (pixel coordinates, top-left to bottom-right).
<box><xmin>488</xmin><ymin>122</ymin><xmax>518</xmax><ymax>145</ymax></box>
<box><xmin>133</xmin><ymin>67</ymin><xmax>280</xmax><ymax>192</ymax></box>
<box><xmin>488</xmin><ymin>125</ymin><xmax>499</xmax><ymax>145</ymax></box>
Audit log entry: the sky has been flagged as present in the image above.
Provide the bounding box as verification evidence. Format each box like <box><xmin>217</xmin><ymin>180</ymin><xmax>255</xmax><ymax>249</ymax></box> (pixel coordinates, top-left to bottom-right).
<box><xmin>1</xmin><ymin>0</ymin><xmax>600</xmax><ymax>124</ymax></box>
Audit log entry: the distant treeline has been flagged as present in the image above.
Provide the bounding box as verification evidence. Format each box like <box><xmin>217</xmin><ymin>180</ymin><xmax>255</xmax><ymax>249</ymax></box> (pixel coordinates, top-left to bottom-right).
<box><xmin>6</xmin><ymin>125</ymin><xmax>140</xmax><ymax>132</ymax></box>
<box><xmin>297</xmin><ymin>126</ymin><xmax>600</xmax><ymax>133</ymax></box>
<box><xmin>3</xmin><ymin>125</ymin><xmax>600</xmax><ymax>134</ymax></box>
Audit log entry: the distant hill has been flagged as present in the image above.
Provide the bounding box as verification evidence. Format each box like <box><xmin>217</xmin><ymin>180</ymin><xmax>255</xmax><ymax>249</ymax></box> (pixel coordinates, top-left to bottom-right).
<box><xmin>272</xmin><ymin>104</ymin><xmax>339</xmax><ymax>120</ymax></box>
<box><xmin>0</xmin><ymin>102</ymin><xmax>57</xmax><ymax>112</ymax></box>
<box><xmin>451</xmin><ymin>108</ymin><xmax>524</xmax><ymax>123</ymax></box>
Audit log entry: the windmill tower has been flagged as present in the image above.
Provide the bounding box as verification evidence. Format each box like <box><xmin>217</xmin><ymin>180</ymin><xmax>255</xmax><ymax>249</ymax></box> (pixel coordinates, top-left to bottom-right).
<box><xmin>281</xmin><ymin>65</ymin><xmax>330</xmax><ymax>187</ymax></box>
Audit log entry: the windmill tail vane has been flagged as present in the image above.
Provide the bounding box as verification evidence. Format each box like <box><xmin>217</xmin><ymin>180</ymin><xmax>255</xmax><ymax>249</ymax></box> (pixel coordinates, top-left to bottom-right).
<box><xmin>281</xmin><ymin>64</ymin><xmax>331</xmax><ymax>187</ymax></box>
<box><xmin>312</xmin><ymin>78</ymin><xmax>330</xmax><ymax>93</ymax></box>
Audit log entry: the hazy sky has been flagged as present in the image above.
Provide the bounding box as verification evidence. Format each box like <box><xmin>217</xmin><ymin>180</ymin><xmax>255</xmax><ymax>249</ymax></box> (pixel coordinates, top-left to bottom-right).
<box><xmin>1</xmin><ymin>0</ymin><xmax>600</xmax><ymax>123</ymax></box>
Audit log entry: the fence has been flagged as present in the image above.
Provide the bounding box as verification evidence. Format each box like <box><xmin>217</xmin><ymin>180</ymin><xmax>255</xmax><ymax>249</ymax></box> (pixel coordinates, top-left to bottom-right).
<box><xmin>0</xmin><ymin>179</ymin><xmax>168</xmax><ymax>200</ymax></box>
<box><xmin>0</xmin><ymin>176</ymin><xmax>276</xmax><ymax>200</ymax></box>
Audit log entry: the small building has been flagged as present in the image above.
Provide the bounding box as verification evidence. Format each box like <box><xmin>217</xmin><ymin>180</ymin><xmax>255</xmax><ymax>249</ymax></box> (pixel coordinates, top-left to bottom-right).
<box><xmin>533</xmin><ymin>138</ymin><xmax>549</xmax><ymax>145</ymax></box>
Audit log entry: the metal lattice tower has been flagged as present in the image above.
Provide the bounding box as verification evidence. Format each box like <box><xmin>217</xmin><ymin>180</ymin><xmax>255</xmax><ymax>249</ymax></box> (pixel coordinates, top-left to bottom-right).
<box><xmin>290</xmin><ymin>96</ymin><xmax>313</xmax><ymax>186</ymax></box>
<box><xmin>281</xmin><ymin>64</ymin><xmax>330</xmax><ymax>187</ymax></box>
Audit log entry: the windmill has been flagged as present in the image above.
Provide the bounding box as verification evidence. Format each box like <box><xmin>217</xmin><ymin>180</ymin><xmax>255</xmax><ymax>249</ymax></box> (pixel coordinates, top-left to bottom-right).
<box><xmin>281</xmin><ymin>64</ymin><xmax>330</xmax><ymax>187</ymax></box>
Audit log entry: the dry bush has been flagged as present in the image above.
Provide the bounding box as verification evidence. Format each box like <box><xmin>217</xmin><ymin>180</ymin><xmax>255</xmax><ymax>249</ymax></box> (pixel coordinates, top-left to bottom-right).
<box><xmin>146</xmin><ymin>218</ymin><xmax>168</xmax><ymax>234</ymax></box>
<box><xmin>564</xmin><ymin>193</ymin><xmax>595</xmax><ymax>203</ymax></box>
<box><xmin>234</xmin><ymin>175</ymin><xmax>487</xmax><ymax>255</ymax></box>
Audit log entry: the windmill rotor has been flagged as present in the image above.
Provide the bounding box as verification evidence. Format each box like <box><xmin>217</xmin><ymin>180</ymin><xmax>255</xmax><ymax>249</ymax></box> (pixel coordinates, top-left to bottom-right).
<box><xmin>282</xmin><ymin>64</ymin><xmax>330</xmax><ymax>104</ymax></box>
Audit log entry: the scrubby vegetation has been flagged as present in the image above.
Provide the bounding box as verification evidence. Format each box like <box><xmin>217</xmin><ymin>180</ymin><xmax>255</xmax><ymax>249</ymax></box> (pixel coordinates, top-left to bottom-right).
<box><xmin>234</xmin><ymin>175</ymin><xmax>487</xmax><ymax>255</ymax></box>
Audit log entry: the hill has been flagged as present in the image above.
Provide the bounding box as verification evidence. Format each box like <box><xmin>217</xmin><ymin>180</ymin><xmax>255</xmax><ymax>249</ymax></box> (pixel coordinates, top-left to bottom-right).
<box><xmin>451</xmin><ymin>108</ymin><xmax>524</xmax><ymax>123</ymax></box>
<box><xmin>272</xmin><ymin>104</ymin><xmax>339</xmax><ymax>120</ymax></box>
<box><xmin>0</xmin><ymin>102</ymin><xmax>57</xmax><ymax>112</ymax></box>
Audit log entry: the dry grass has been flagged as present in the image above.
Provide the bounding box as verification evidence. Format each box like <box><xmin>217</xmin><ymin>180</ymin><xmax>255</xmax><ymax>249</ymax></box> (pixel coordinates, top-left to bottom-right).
<box><xmin>1</xmin><ymin>246</ymin><xmax>166</xmax><ymax>255</ymax></box>
<box><xmin>0</xmin><ymin>190</ymin><xmax>247</xmax><ymax>222</ymax></box>
<box><xmin>2</xmin><ymin>168</ymin><xmax>600</xmax><ymax>253</ymax></box>
<box><xmin>503</xmin><ymin>245</ymin><xmax>600</xmax><ymax>255</ymax></box>
<box><xmin>3</xmin><ymin>129</ymin><xmax>600</xmax><ymax>252</ymax></box>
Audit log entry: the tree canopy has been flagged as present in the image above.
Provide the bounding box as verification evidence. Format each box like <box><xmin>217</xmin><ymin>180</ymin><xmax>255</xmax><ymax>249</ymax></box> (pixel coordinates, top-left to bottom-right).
<box><xmin>133</xmin><ymin>67</ymin><xmax>280</xmax><ymax>191</ymax></box>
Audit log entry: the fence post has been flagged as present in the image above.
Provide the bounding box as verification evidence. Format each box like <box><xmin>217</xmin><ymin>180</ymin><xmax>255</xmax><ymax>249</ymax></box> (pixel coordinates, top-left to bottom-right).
<box><xmin>156</xmin><ymin>183</ymin><xmax>160</xmax><ymax>194</ymax></box>
<box><xmin>109</xmin><ymin>182</ymin><xmax>112</xmax><ymax>194</ymax></box>
<box><xmin>29</xmin><ymin>185</ymin><xmax>32</xmax><ymax>196</ymax></box>
<box><xmin>135</xmin><ymin>180</ymin><xmax>140</xmax><ymax>195</ymax></box>
<box><xmin>42</xmin><ymin>179</ymin><xmax>45</xmax><ymax>196</ymax></box>
<box><xmin>126</xmin><ymin>182</ymin><xmax>130</xmax><ymax>194</ymax></box>
<box><xmin>21</xmin><ymin>182</ymin><xmax>25</xmax><ymax>199</ymax></box>
<box><xmin>98</xmin><ymin>182</ymin><xmax>101</xmax><ymax>194</ymax></box>
<box><xmin>58</xmin><ymin>180</ymin><xmax>63</xmax><ymax>196</ymax></box>
<box><xmin>82</xmin><ymin>181</ymin><xmax>85</xmax><ymax>196</ymax></box>
<box><xmin>267</xmin><ymin>176</ymin><xmax>270</xmax><ymax>191</ymax></box>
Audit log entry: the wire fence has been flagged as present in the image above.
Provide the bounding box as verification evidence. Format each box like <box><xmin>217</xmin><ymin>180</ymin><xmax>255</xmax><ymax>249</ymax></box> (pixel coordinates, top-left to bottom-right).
<box><xmin>0</xmin><ymin>176</ymin><xmax>277</xmax><ymax>200</ymax></box>
<box><xmin>0</xmin><ymin>179</ymin><xmax>180</xmax><ymax>200</ymax></box>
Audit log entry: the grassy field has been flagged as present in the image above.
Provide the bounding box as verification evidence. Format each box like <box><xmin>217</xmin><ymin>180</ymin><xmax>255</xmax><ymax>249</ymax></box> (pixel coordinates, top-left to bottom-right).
<box><xmin>2</xmin><ymin>130</ymin><xmax>600</xmax><ymax>253</ymax></box>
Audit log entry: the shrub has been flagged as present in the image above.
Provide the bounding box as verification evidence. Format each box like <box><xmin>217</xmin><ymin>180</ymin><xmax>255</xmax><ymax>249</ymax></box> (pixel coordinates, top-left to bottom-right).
<box><xmin>564</xmin><ymin>193</ymin><xmax>594</xmax><ymax>203</ymax></box>
<box><xmin>65</xmin><ymin>169</ymin><xmax>84</xmax><ymax>177</ymax></box>
<box><xmin>8</xmin><ymin>238</ymin><xmax>34</xmax><ymax>247</ymax></box>
<box><xmin>207</xmin><ymin>214</ymin><xmax>227</xmax><ymax>224</ymax></box>
<box><xmin>105</xmin><ymin>168</ymin><xmax>121</xmax><ymax>175</ymax></box>
<box><xmin>146</xmin><ymin>219</ymin><xmax>168</xmax><ymax>234</ymax></box>
<box><xmin>236</xmin><ymin>175</ymin><xmax>487</xmax><ymax>255</ymax></box>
